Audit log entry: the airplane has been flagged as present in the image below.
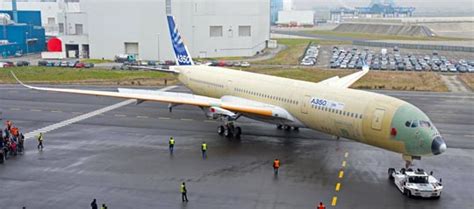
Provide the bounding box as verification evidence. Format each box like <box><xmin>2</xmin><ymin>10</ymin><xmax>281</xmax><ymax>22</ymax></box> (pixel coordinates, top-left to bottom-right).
<box><xmin>11</xmin><ymin>15</ymin><xmax>446</xmax><ymax>167</ymax></box>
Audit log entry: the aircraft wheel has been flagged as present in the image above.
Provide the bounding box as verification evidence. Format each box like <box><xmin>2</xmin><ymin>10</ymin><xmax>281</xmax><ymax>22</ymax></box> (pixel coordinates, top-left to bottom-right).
<box><xmin>284</xmin><ymin>125</ymin><xmax>291</xmax><ymax>131</ymax></box>
<box><xmin>217</xmin><ymin>125</ymin><xmax>224</xmax><ymax>135</ymax></box>
<box><xmin>388</xmin><ymin>168</ymin><xmax>395</xmax><ymax>179</ymax></box>
<box><xmin>276</xmin><ymin>125</ymin><xmax>283</xmax><ymax>130</ymax></box>
<box><xmin>234</xmin><ymin>126</ymin><xmax>242</xmax><ymax>138</ymax></box>
<box><xmin>293</xmin><ymin>127</ymin><xmax>299</xmax><ymax>131</ymax></box>
<box><xmin>224</xmin><ymin>127</ymin><xmax>232</xmax><ymax>138</ymax></box>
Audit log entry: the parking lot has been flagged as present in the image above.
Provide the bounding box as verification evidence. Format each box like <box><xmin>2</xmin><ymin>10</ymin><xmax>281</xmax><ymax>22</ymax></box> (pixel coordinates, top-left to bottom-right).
<box><xmin>316</xmin><ymin>45</ymin><xmax>474</xmax><ymax>73</ymax></box>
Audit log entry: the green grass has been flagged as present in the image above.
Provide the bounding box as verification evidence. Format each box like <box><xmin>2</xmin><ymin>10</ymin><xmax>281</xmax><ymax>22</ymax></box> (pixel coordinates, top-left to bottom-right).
<box><xmin>80</xmin><ymin>59</ymin><xmax>114</xmax><ymax>64</ymax></box>
<box><xmin>306</xmin><ymin>30</ymin><xmax>470</xmax><ymax>41</ymax></box>
<box><xmin>1</xmin><ymin>67</ymin><xmax>172</xmax><ymax>85</ymax></box>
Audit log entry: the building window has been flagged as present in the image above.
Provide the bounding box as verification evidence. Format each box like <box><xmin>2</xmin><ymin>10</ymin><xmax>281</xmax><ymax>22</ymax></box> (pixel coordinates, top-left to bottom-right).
<box><xmin>47</xmin><ymin>17</ymin><xmax>55</xmax><ymax>25</ymax></box>
<box><xmin>75</xmin><ymin>24</ymin><xmax>83</xmax><ymax>35</ymax></box>
<box><xmin>58</xmin><ymin>23</ymin><xmax>64</xmax><ymax>33</ymax></box>
<box><xmin>210</xmin><ymin>26</ymin><xmax>223</xmax><ymax>37</ymax></box>
<box><xmin>238</xmin><ymin>25</ymin><xmax>251</xmax><ymax>37</ymax></box>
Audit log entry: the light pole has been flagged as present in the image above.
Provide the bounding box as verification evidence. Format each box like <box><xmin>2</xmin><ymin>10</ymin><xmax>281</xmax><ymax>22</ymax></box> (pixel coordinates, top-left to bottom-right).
<box><xmin>25</xmin><ymin>31</ymin><xmax>29</xmax><ymax>55</ymax></box>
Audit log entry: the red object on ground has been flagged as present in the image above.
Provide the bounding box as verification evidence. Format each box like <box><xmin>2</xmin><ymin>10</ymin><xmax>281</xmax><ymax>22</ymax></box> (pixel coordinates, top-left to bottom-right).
<box><xmin>75</xmin><ymin>62</ymin><xmax>85</xmax><ymax>68</ymax></box>
<box><xmin>47</xmin><ymin>37</ymin><xmax>62</xmax><ymax>52</ymax></box>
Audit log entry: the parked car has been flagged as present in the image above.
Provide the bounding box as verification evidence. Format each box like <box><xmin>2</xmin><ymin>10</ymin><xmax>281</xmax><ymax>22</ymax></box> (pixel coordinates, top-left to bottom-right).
<box><xmin>38</xmin><ymin>60</ymin><xmax>48</xmax><ymax>66</ymax></box>
<box><xmin>74</xmin><ymin>62</ymin><xmax>86</xmax><ymax>68</ymax></box>
<box><xmin>84</xmin><ymin>63</ymin><xmax>95</xmax><ymax>68</ymax></box>
<box><xmin>0</xmin><ymin>61</ymin><xmax>14</xmax><ymax>68</ymax></box>
<box><xmin>240</xmin><ymin>61</ymin><xmax>250</xmax><ymax>67</ymax></box>
<box><xmin>16</xmin><ymin>60</ymin><xmax>30</xmax><ymax>66</ymax></box>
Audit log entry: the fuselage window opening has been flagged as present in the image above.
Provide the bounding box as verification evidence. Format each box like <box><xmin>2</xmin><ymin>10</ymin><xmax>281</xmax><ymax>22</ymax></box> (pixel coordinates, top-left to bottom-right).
<box><xmin>359</xmin><ymin>114</ymin><xmax>363</xmax><ymax>119</ymax></box>
<box><xmin>405</xmin><ymin>121</ymin><xmax>411</xmax><ymax>127</ymax></box>
<box><xmin>411</xmin><ymin>120</ymin><xmax>419</xmax><ymax>128</ymax></box>
<box><xmin>351</xmin><ymin>113</ymin><xmax>354</xmax><ymax>118</ymax></box>
<box><xmin>420</xmin><ymin>120</ymin><xmax>431</xmax><ymax>128</ymax></box>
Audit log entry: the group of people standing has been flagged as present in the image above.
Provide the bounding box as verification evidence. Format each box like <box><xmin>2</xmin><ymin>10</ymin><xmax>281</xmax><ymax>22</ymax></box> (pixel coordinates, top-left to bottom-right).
<box><xmin>1</xmin><ymin>120</ymin><xmax>25</xmax><ymax>163</ymax></box>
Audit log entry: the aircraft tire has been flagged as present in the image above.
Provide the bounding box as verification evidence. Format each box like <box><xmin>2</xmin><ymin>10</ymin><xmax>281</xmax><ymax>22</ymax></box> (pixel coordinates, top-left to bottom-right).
<box><xmin>217</xmin><ymin>125</ymin><xmax>224</xmax><ymax>135</ymax></box>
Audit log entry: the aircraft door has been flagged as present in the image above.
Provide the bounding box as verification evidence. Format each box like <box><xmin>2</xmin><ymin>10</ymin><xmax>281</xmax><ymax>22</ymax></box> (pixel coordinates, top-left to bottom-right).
<box><xmin>301</xmin><ymin>95</ymin><xmax>311</xmax><ymax>114</ymax></box>
<box><xmin>371</xmin><ymin>108</ymin><xmax>385</xmax><ymax>130</ymax></box>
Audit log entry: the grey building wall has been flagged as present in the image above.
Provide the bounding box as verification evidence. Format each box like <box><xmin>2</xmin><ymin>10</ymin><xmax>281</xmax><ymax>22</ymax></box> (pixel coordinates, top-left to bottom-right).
<box><xmin>82</xmin><ymin>0</ymin><xmax>270</xmax><ymax>61</ymax></box>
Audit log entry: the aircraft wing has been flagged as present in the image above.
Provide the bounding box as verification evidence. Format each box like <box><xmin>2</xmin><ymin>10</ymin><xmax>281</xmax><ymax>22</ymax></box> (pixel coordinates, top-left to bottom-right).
<box><xmin>11</xmin><ymin>72</ymin><xmax>300</xmax><ymax>125</ymax></box>
<box><xmin>319</xmin><ymin>65</ymin><xmax>369</xmax><ymax>88</ymax></box>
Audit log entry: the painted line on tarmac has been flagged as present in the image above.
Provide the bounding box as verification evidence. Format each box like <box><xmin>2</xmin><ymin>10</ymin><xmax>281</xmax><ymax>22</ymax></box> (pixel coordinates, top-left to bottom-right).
<box><xmin>335</xmin><ymin>183</ymin><xmax>341</xmax><ymax>192</ymax></box>
<box><xmin>338</xmin><ymin>170</ymin><xmax>344</xmax><ymax>178</ymax></box>
<box><xmin>180</xmin><ymin>118</ymin><xmax>193</xmax><ymax>121</ymax></box>
<box><xmin>9</xmin><ymin>108</ymin><xmax>21</xmax><ymax>111</ymax></box>
<box><xmin>30</xmin><ymin>109</ymin><xmax>42</xmax><ymax>112</ymax></box>
<box><xmin>331</xmin><ymin>196</ymin><xmax>338</xmax><ymax>206</ymax></box>
<box><xmin>159</xmin><ymin>117</ymin><xmax>171</xmax><ymax>120</ymax></box>
<box><xmin>114</xmin><ymin>114</ymin><xmax>127</xmax><ymax>117</ymax></box>
<box><xmin>342</xmin><ymin>161</ymin><xmax>346</xmax><ymax>168</ymax></box>
<box><xmin>23</xmin><ymin>85</ymin><xmax>177</xmax><ymax>140</ymax></box>
<box><xmin>137</xmin><ymin>115</ymin><xmax>149</xmax><ymax>119</ymax></box>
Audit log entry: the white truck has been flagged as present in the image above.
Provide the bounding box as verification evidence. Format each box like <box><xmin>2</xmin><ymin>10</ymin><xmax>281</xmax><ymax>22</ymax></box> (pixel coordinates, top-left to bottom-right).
<box><xmin>388</xmin><ymin>168</ymin><xmax>443</xmax><ymax>199</ymax></box>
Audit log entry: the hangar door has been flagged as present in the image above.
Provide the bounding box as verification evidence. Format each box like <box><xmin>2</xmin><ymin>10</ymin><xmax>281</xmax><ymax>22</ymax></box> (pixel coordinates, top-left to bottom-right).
<box><xmin>124</xmin><ymin>42</ymin><xmax>139</xmax><ymax>57</ymax></box>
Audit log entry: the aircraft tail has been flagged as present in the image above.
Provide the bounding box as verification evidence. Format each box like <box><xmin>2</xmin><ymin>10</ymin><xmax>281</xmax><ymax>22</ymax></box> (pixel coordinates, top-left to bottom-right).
<box><xmin>167</xmin><ymin>15</ymin><xmax>194</xmax><ymax>66</ymax></box>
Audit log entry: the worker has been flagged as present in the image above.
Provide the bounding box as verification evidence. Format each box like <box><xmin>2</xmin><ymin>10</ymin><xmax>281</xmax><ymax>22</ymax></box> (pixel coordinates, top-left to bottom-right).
<box><xmin>100</xmin><ymin>204</ymin><xmax>107</xmax><ymax>209</ymax></box>
<box><xmin>90</xmin><ymin>199</ymin><xmax>98</xmax><ymax>209</ymax></box>
<box><xmin>201</xmin><ymin>141</ymin><xmax>207</xmax><ymax>159</ymax></box>
<box><xmin>18</xmin><ymin>132</ymin><xmax>24</xmax><ymax>153</ymax></box>
<box><xmin>169</xmin><ymin>137</ymin><xmax>175</xmax><ymax>155</ymax></box>
<box><xmin>317</xmin><ymin>202</ymin><xmax>326</xmax><ymax>209</ymax></box>
<box><xmin>37</xmin><ymin>132</ymin><xmax>44</xmax><ymax>150</ymax></box>
<box><xmin>6</xmin><ymin>120</ymin><xmax>12</xmax><ymax>131</ymax></box>
<box><xmin>273</xmin><ymin>158</ymin><xmax>280</xmax><ymax>176</ymax></box>
<box><xmin>180</xmin><ymin>182</ymin><xmax>189</xmax><ymax>202</ymax></box>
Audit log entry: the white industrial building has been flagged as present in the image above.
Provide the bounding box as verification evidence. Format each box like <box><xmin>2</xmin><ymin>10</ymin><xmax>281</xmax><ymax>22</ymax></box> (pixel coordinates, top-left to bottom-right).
<box><xmin>82</xmin><ymin>0</ymin><xmax>270</xmax><ymax>60</ymax></box>
<box><xmin>1</xmin><ymin>0</ymin><xmax>270</xmax><ymax>60</ymax></box>
<box><xmin>277</xmin><ymin>10</ymin><xmax>315</xmax><ymax>27</ymax></box>
<box><xmin>0</xmin><ymin>0</ymin><xmax>80</xmax><ymax>36</ymax></box>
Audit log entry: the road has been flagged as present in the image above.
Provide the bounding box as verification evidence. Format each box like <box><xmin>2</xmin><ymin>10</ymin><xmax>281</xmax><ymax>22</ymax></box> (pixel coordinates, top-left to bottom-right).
<box><xmin>0</xmin><ymin>85</ymin><xmax>473</xmax><ymax>209</ymax></box>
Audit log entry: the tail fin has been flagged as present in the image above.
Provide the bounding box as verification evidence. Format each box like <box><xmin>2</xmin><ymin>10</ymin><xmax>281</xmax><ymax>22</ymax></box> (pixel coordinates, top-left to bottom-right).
<box><xmin>167</xmin><ymin>15</ymin><xmax>194</xmax><ymax>66</ymax></box>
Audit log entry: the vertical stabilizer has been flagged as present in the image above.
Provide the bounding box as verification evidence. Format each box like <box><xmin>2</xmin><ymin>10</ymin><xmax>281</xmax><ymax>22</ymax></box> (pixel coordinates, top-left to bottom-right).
<box><xmin>167</xmin><ymin>15</ymin><xmax>194</xmax><ymax>66</ymax></box>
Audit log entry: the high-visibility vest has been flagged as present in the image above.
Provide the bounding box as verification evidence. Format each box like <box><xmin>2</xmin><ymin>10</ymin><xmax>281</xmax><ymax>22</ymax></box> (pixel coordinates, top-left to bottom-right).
<box><xmin>273</xmin><ymin>160</ymin><xmax>280</xmax><ymax>168</ymax></box>
<box><xmin>38</xmin><ymin>134</ymin><xmax>43</xmax><ymax>142</ymax></box>
<box><xmin>169</xmin><ymin>139</ymin><xmax>175</xmax><ymax>145</ymax></box>
<box><xmin>201</xmin><ymin>143</ymin><xmax>207</xmax><ymax>151</ymax></box>
<box><xmin>317</xmin><ymin>203</ymin><xmax>326</xmax><ymax>209</ymax></box>
<box><xmin>180</xmin><ymin>184</ymin><xmax>186</xmax><ymax>193</ymax></box>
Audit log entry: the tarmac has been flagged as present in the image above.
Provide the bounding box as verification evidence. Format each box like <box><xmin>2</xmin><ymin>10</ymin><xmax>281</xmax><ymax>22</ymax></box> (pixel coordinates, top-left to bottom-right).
<box><xmin>0</xmin><ymin>84</ymin><xmax>473</xmax><ymax>209</ymax></box>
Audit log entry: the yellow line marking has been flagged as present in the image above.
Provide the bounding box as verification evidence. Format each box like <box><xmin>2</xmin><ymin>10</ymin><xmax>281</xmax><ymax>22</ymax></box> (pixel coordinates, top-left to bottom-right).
<box><xmin>342</xmin><ymin>161</ymin><xmax>346</xmax><ymax>168</ymax></box>
<box><xmin>9</xmin><ymin>108</ymin><xmax>20</xmax><ymax>111</ymax></box>
<box><xmin>338</xmin><ymin>170</ymin><xmax>344</xmax><ymax>178</ymax></box>
<box><xmin>159</xmin><ymin>117</ymin><xmax>170</xmax><ymax>120</ymax></box>
<box><xmin>335</xmin><ymin>183</ymin><xmax>341</xmax><ymax>191</ymax></box>
<box><xmin>180</xmin><ymin>118</ymin><xmax>193</xmax><ymax>121</ymax></box>
<box><xmin>137</xmin><ymin>116</ymin><xmax>149</xmax><ymax>119</ymax></box>
<box><xmin>30</xmin><ymin>109</ymin><xmax>42</xmax><ymax>112</ymax></box>
<box><xmin>114</xmin><ymin>114</ymin><xmax>126</xmax><ymax>117</ymax></box>
<box><xmin>51</xmin><ymin>110</ymin><xmax>63</xmax><ymax>113</ymax></box>
<box><xmin>331</xmin><ymin>196</ymin><xmax>338</xmax><ymax>206</ymax></box>
<box><xmin>344</xmin><ymin>152</ymin><xmax>349</xmax><ymax>158</ymax></box>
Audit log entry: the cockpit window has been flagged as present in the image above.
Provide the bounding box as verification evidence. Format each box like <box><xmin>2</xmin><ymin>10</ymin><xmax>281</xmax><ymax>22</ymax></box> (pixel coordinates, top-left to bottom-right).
<box><xmin>420</xmin><ymin>121</ymin><xmax>431</xmax><ymax>128</ymax></box>
<box><xmin>405</xmin><ymin>121</ymin><xmax>411</xmax><ymax>127</ymax></box>
<box><xmin>410</xmin><ymin>120</ymin><xmax>419</xmax><ymax>128</ymax></box>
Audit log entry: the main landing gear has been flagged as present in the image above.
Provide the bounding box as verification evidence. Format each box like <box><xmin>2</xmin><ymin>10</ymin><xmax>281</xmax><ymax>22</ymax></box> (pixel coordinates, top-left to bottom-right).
<box><xmin>403</xmin><ymin>154</ymin><xmax>421</xmax><ymax>168</ymax></box>
<box><xmin>276</xmin><ymin>124</ymin><xmax>299</xmax><ymax>131</ymax></box>
<box><xmin>217</xmin><ymin>122</ymin><xmax>242</xmax><ymax>138</ymax></box>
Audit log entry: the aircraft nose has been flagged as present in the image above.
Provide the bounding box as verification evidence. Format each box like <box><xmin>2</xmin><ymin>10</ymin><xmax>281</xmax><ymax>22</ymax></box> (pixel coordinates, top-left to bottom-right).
<box><xmin>431</xmin><ymin>136</ymin><xmax>447</xmax><ymax>155</ymax></box>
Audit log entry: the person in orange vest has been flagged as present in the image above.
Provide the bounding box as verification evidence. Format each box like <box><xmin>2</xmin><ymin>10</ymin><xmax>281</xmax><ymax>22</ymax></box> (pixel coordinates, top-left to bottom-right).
<box><xmin>317</xmin><ymin>202</ymin><xmax>326</xmax><ymax>209</ymax></box>
<box><xmin>273</xmin><ymin>158</ymin><xmax>280</xmax><ymax>176</ymax></box>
